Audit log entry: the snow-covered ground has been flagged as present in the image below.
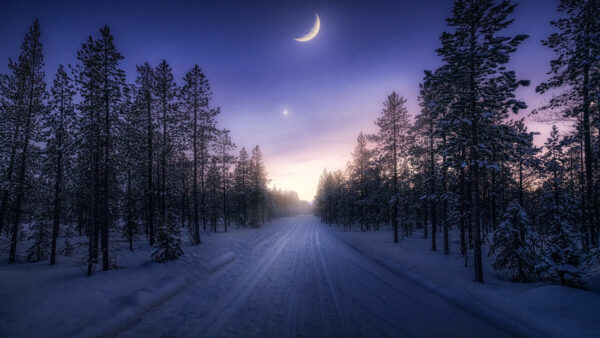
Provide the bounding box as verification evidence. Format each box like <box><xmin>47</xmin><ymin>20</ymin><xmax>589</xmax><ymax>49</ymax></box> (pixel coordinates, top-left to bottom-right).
<box><xmin>0</xmin><ymin>222</ymin><xmax>283</xmax><ymax>338</ymax></box>
<box><xmin>2</xmin><ymin>215</ymin><xmax>596</xmax><ymax>337</ymax></box>
<box><xmin>331</xmin><ymin>225</ymin><xmax>600</xmax><ymax>338</ymax></box>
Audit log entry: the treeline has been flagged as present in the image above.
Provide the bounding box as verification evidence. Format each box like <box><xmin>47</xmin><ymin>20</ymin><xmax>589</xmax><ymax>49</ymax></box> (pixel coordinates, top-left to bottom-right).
<box><xmin>0</xmin><ymin>21</ymin><xmax>306</xmax><ymax>274</ymax></box>
<box><xmin>315</xmin><ymin>0</ymin><xmax>599</xmax><ymax>287</ymax></box>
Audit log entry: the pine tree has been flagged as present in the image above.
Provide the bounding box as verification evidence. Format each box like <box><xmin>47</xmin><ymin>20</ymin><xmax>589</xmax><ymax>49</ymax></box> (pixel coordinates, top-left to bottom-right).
<box><xmin>74</xmin><ymin>35</ymin><xmax>100</xmax><ymax>276</ymax></box>
<box><xmin>541</xmin><ymin>219</ymin><xmax>587</xmax><ymax>287</ymax></box>
<box><xmin>206</xmin><ymin>156</ymin><xmax>221</xmax><ymax>232</ymax></box>
<box><xmin>535</xmin><ymin>125</ymin><xmax>588</xmax><ymax>287</ymax></box>
<box><xmin>536</xmin><ymin>0</ymin><xmax>600</xmax><ymax>248</ymax></box>
<box><xmin>151</xmin><ymin>217</ymin><xmax>183</xmax><ymax>262</ymax></box>
<box><xmin>75</xmin><ymin>25</ymin><xmax>125</xmax><ymax>275</ymax></box>
<box><xmin>135</xmin><ymin>62</ymin><xmax>156</xmax><ymax>246</ymax></box>
<box><xmin>348</xmin><ymin>133</ymin><xmax>371</xmax><ymax>231</ymax></box>
<box><xmin>0</xmin><ymin>60</ymin><xmax>22</xmax><ymax>239</ymax></box>
<box><xmin>45</xmin><ymin>64</ymin><xmax>76</xmax><ymax>265</ymax></box>
<box><xmin>180</xmin><ymin>65</ymin><xmax>211</xmax><ymax>243</ymax></box>
<box><xmin>61</xmin><ymin>223</ymin><xmax>75</xmax><ymax>257</ymax></box>
<box><xmin>234</xmin><ymin>147</ymin><xmax>250</xmax><ymax>227</ymax></box>
<box><xmin>417</xmin><ymin>70</ymin><xmax>444</xmax><ymax>251</ymax></box>
<box><xmin>118</xmin><ymin>84</ymin><xmax>144</xmax><ymax>251</ymax></box>
<box><xmin>369</xmin><ymin>92</ymin><xmax>410</xmax><ymax>243</ymax></box>
<box><xmin>249</xmin><ymin>146</ymin><xmax>268</xmax><ymax>227</ymax></box>
<box><xmin>8</xmin><ymin>19</ymin><xmax>47</xmax><ymax>263</ymax></box>
<box><xmin>436</xmin><ymin>0</ymin><xmax>529</xmax><ymax>282</ymax></box>
<box><xmin>26</xmin><ymin>220</ymin><xmax>51</xmax><ymax>263</ymax></box>
<box><xmin>26</xmin><ymin>181</ymin><xmax>52</xmax><ymax>263</ymax></box>
<box><xmin>541</xmin><ymin>126</ymin><xmax>565</xmax><ymax>216</ymax></box>
<box><xmin>490</xmin><ymin>201</ymin><xmax>540</xmax><ymax>282</ymax></box>
<box><xmin>214</xmin><ymin>129</ymin><xmax>236</xmax><ymax>232</ymax></box>
<box><xmin>97</xmin><ymin>26</ymin><xmax>125</xmax><ymax>271</ymax></box>
<box><xmin>509</xmin><ymin>119</ymin><xmax>539</xmax><ymax>208</ymax></box>
<box><xmin>153</xmin><ymin>60</ymin><xmax>178</xmax><ymax>238</ymax></box>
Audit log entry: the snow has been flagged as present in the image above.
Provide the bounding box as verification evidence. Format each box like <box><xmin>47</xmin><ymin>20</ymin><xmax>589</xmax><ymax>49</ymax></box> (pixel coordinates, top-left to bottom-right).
<box><xmin>332</xmin><ymin>225</ymin><xmax>600</xmax><ymax>338</ymax></box>
<box><xmin>0</xmin><ymin>224</ymin><xmax>276</xmax><ymax>337</ymax></box>
<box><xmin>1</xmin><ymin>215</ymin><xmax>598</xmax><ymax>337</ymax></box>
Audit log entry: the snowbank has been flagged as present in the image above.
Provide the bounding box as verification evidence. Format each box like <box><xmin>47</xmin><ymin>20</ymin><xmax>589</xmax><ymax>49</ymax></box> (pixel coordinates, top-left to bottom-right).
<box><xmin>0</xmin><ymin>224</ymin><xmax>275</xmax><ymax>338</ymax></box>
<box><xmin>329</xmin><ymin>227</ymin><xmax>600</xmax><ymax>338</ymax></box>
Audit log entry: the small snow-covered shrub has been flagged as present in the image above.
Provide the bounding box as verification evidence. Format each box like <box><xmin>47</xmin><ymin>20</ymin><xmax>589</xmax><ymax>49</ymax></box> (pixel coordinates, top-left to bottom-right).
<box><xmin>490</xmin><ymin>201</ymin><xmax>541</xmax><ymax>282</ymax></box>
<box><xmin>152</xmin><ymin>222</ymin><xmax>183</xmax><ymax>263</ymax></box>
<box><xmin>538</xmin><ymin>217</ymin><xmax>587</xmax><ymax>288</ymax></box>
<box><xmin>60</xmin><ymin>223</ymin><xmax>75</xmax><ymax>257</ymax></box>
<box><xmin>26</xmin><ymin>220</ymin><xmax>50</xmax><ymax>262</ymax></box>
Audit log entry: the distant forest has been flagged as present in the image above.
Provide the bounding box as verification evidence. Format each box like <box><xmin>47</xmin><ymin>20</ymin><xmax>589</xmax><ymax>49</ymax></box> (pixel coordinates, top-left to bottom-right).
<box><xmin>0</xmin><ymin>20</ymin><xmax>309</xmax><ymax>274</ymax></box>
<box><xmin>314</xmin><ymin>0</ymin><xmax>599</xmax><ymax>287</ymax></box>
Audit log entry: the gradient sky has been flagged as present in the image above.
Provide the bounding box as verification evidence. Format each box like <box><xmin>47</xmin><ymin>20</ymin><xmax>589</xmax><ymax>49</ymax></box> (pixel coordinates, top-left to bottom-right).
<box><xmin>1</xmin><ymin>0</ymin><xmax>562</xmax><ymax>201</ymax></box>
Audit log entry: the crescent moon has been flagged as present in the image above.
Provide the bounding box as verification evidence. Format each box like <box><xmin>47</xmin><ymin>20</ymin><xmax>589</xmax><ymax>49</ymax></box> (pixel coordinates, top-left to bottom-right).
<box><xmin>295</xmin><ymin>13</ymin><xmax>320</xmax><ymax>42</ymax></box>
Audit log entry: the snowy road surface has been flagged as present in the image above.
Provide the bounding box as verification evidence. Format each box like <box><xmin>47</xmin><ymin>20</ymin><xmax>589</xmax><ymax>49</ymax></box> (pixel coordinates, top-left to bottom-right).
<box><xmin>115</xmin><ymin>215</ymin><xmax>513</xmax><ymax>338</ymax></box>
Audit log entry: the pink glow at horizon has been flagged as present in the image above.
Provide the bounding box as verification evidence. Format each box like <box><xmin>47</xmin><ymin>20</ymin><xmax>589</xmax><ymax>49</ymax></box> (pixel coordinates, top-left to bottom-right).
<box><xmin>222</xmin><ymin>81</ymin><xmax>564</xmax><ymax>202</ymax></box>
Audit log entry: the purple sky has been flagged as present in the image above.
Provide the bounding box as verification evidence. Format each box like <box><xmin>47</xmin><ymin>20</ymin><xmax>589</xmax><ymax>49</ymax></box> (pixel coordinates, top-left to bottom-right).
<box><xmin>0</xmin><ymin>0</ymin><xmax>563</xmax><ymax>200</ymax></box>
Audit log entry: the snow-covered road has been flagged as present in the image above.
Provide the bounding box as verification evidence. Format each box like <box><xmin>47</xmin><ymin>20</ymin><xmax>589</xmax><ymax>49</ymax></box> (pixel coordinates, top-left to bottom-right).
<box><xmin>113</xmin><ymin>215</ymin><xmax>512</xmax><ymax>338</ymax></box>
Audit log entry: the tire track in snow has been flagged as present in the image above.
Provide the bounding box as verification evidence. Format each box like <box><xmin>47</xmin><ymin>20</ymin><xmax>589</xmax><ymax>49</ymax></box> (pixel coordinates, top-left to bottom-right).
<box><xmin>283</xmin><ymin>221</ymin><xmax>303</xmax><ymax>338</ymax></box>
<box><xmin>321</xmin><ymin>219</ymin><xmax>514</xmax><ymax>338</ymax></box>
<box><xmin>307</xmin><ymin>221</ymin><xmax>334</xmax><ymax>335</ymax></box>
<box><xmin>189</xmin><ymin>220</ymin><xmax>302</xmax><ymax>337</ymax></box>
<box><xmin>315</xmin><ymin>228</ymin><xmax>342</xmax><ymax>320</ymax></box>
<box><xmin>114</xmin><ymin>217</ymin><xmax>303</xmax><ymax>338</ymax></box>
<box><xmin>315</xmin><ymin>222</ymin><xmax>416</xmax><ymax>338</ymax></box>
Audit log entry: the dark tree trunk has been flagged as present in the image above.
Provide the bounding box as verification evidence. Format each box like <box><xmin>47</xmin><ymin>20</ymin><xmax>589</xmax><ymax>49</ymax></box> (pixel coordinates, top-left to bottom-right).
<box><xmin>50</xmin><ymin>109</ymin><xmax>64</xmax><ymax>265</ymax></box>
<box><xmin>9</xmin><ymin>114</ymin><xmax>32</xmax><ymax>263</ymax></box>
<box><xmin>430</xmin><ymin>128</ymin><xmax>437</xmax><ymax>251</ymax></box>
<box><xmin>518</xmin><ymin>160</ymin><xmax>525</xmax><ymax>242</ymax></box>
<box><xmin>0</xmin><ymin>113</ymin><xmax>22</xmax><ymax>237</ymax></box>
<box><xmin>101</xmin><ymin>65</ymin><xmax>110</xmax><ymax>271</ymax></box>
<box><xmin>491</xmin><ymin>170</ymin><xmax>497</xmax><ymax>232</ymax></box>
<box><xmin>193</xmin><ymin>101</ymin><xmax>200</xmax><ymax>243</ymax></box>
<box><xmin>161</xmin><ymin>93</ymin><xmax>167</xmax><ymax>233</ymax></box>
<box><xmin>392</xmin><ymin>146</ymin><xmax>398</xmax><ymax>243</ymax></box>
<box><xmin>87</xmin><ymin>111</ymin><xmax>98</xmax><ymax>276</ymax></box>
<box><xmin>470</xmin><ymin>52</ymin><xmax>483</xmax><ymax>282</ymax></box>
<box><xmin>442</xmin><ymin>134</ymin><xmax>449</xmax><ymax>255</ymax></box>
<box><xmin>9</xmin><ymin>48</ymin><xmax>37</xmax><ymax>263</ymax></box>
<box><xmin>582</xmin><ymin>63</ymin><xmax>597</xmax><ymax>247</ymax></box>
<box><xmin>223</xmin><ymin>179</ymin><xmax>228</xmax><ymax>232</ymax></box>
<box><xmin>146</xmin><ymin>93</ymin><xmax>155</xmax><ymax>246</ymax></box>
<box><xmin>126</xmin><ymin>172</ymin><xmax>134</xmax><ymax>251</ymax></box>
<box><xmin>201</xmin><ymin>133</ymin><xmax>207</xmax><ymax>231</ymax></box>
<box><xmin>423</xmin><ymin>200</ymin><xmax>428</xmax><ymax>239</ymax></box>
<box><xmin>459</xmin><ymin>156</ymin><xmax>467</xmax><ymax>257</ymax></box>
